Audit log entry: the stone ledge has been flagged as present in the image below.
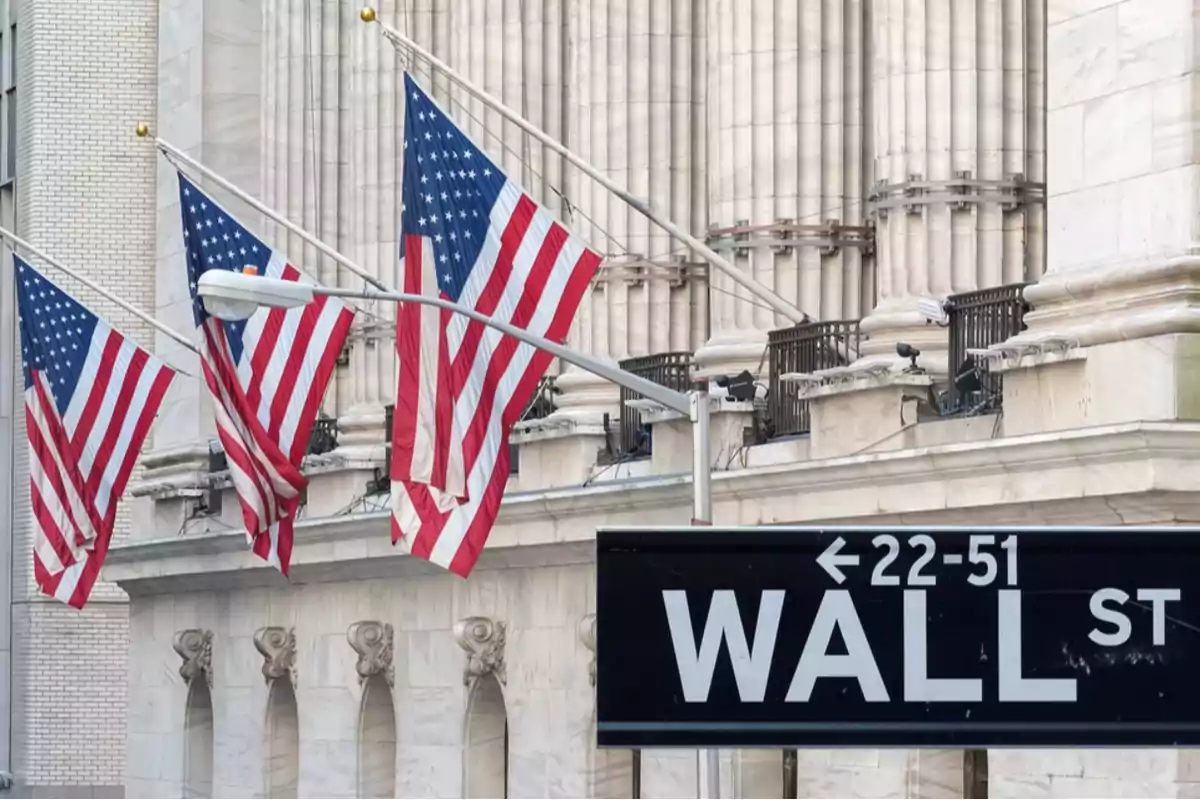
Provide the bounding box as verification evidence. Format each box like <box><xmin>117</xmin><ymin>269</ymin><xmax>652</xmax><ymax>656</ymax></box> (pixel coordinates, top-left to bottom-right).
<box><xmin>106</xmin><ymin>421</ymin><xmax>1200</xmax><ymax>592</ymax></box>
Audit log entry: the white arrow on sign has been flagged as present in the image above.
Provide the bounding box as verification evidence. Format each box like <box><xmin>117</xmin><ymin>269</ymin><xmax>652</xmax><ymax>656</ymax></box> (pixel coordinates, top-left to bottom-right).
<box><xmin>817</xmin><ymin>536</ymin><xmax>860</xmax><ymax>584</ymax></box>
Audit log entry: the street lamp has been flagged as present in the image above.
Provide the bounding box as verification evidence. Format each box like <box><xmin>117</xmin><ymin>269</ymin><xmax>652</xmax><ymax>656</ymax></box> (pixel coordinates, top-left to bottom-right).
<box><xmin>197</xmin><ymin>268</ymin><xmax>721</xmax><ymax>796</ymax></box>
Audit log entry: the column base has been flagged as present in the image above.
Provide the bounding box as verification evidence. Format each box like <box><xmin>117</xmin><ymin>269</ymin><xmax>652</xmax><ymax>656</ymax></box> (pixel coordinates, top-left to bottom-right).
<box><xmin>546</xmin><ymin>367</ymin><xmax>621</xmax><ymax>430</ymax></box>
<box><xmin>335</xmin><ymin>403</ymin><xmax>390</xmax><ymax>463</ymax></box>
<box><xmin>129</xmin><ymin>442</ymin><xmax>231</xmax><ymax>538</ymax></box>
<box><xmin>693</xmin><ymin>330</ymin><xmax>770</xmax><ymax>380</ymax></box>
<box><xmin>1016</xmin><ymin>250</ymin><xmax>1200</xmax><ymax>347</ymax></box>
<box><xmin>857</xmin><ymin>296</ymin><xmax>950</xmax><ymax>377</ymax></box>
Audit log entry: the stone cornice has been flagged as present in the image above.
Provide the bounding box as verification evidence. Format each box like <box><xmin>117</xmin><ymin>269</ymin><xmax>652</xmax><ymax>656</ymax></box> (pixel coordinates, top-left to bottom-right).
<box><xmin>105</xmin><ymin>421</ymin><xmax>1200</xmax><ymax>593</ymax></box>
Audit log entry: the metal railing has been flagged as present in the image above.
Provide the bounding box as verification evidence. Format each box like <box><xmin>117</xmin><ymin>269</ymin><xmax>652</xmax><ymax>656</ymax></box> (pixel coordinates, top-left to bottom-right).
<box><xmin>366</xmin><ymin>404</ymin><xmax>395</xmax><ymax>495</ymax></box>
<box><xmin>617</xmin><ymin>351</ymin><xmax>694</xmax><ymax>458</ymax></box>
<box><xmin>510</xmin><ymin>376</ymin><xmax>559</xmax><ymax>475</ymax></box>
<box><xmin>946</xmin><ymin>283</ymin><xmax>1029</xmax><ymax>414</ymax></box>
<box><xmin>306</xmin><ymin>415</ymin><xmax>339</xmax><ymax>456</ymax></box>
<box><xmin>767</xmin><ymin>320</ymin><xmax>860</xmax><ymax>437</ymax></box>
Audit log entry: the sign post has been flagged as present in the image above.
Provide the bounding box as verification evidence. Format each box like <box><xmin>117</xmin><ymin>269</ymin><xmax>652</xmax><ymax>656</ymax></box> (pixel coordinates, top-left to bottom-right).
<box><xmin>595</xmin><ymin>525</ymin><xmax>1200</xmax><ymax>748</ymax></box>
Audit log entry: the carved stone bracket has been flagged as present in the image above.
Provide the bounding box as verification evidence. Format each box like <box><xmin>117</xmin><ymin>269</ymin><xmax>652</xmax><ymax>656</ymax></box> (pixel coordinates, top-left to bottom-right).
<box><xmin>347</xmin><ymin>620</ymin><xmax>394</xmax><ymax>687</ymax></box>
<box><xmin>579</xmin><ymin>614</ymin><xmax>597</xmax><ymax>687</ymax></box>
<box><xmin>453</xmin><ymin>616</ymin><xmax>506</xmax><ymax>686</ymax></box>
<box><xmin>172</xmin><ymin>629</ymin><xmax>214</xmax><ymax>689</ymax></box>
<box><xmin>254</xmin><ymin>626</ymin><xmax>297</xmax><ymax>684</ymax></box>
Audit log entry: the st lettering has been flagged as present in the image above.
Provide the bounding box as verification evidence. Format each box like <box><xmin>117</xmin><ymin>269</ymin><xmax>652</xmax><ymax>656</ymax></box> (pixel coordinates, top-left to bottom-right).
<box><xmin>662</xmin><ymin>588</ymin><xmax>1078</xmax><ymax>703</ymax></box>
<box><xmin>1088</xmin><ymin>587</ymin><xmax>1181</xmax><ymax>647</ymax></box>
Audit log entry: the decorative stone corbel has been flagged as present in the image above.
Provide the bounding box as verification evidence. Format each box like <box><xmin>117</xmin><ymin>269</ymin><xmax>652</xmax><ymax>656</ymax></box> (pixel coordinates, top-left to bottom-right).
<box><xmin>254</xmin><ymin>626</ymin><xmax>297</xmax><ymax>684</ymax></box>
<box><xmin>172</xmin><ymin>628</ymin><xmax>214</xmax><ymax>689</ymax></box>
<box><xmin>347</xmin><ymin>620</ymin><xmax>394</xmax><ymax>687</ymax></box>
<box><xmin>453</xmin><ymin>616</ymin><xmax>506</xmax><ymax>686</ymax></box>
<box><xmin>579</xmin><ymin>614</ymin><xmax>597</xmax><ymax>687</ymax></box>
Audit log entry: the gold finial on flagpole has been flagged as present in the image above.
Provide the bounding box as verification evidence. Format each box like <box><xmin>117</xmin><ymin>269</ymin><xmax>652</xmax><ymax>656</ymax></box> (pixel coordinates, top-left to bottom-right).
<box><xmin>135</xmin><ymin>123</ymin><xmax>150</xmax><ymax>138</ymax></box>
<box><xmin>359</xmin><ymin>7</ymin><xmax>376</xmax><ymax>22</ymax></box>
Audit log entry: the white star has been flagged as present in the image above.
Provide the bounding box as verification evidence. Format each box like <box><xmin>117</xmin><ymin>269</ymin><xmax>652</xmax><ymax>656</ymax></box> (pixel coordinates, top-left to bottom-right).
<box><xmin>440</xmin><ymin>192</ymin><xmax>448</xmax><ymax>201</ymax></box>
<box><xmin>418</xmin><ymin>217</ymin><xmax>427</xmax><ymax>226</ymax></box>
<box><xmin>436</xmin><ymin>171</ymin><xmax>444</xmax><ymax>181</ymax></box>
<box><xmin>483</xmin><ymin>168</ymin><xmax>492</xmax><ymax>177</ymax></box>
<box><xmin>440</xmin><ymin>253</ymin><xmax>447</xmax><ymax>264</ymax></box>
<box><xmin>434</xmin><ymin>233</ymin><xmax>443</xmax><ymax>243</ymax></box>
<box><xmin>424</xmin><ymin>132</ymin><xmax>433</xmax><ymax>141</ymax></box>
<box><xmin>420</xmin><ymin>174</ymin><xmax>429</xmax><ymax>184</ymax></box>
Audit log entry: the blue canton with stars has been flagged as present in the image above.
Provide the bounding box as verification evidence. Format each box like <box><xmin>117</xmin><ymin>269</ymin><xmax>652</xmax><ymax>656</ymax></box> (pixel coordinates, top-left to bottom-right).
<box><xmin>178</xmin><ymin>172</ymin><xmax>273</xmax><ymax>365</ymax></box>
<box><xmin>400</xmin><ymin>73</ymin><xmax>506</xmax><ymax>302</ymax></box>
<box><xmin>16</xmin><ymin>255</ymin><xmax>102</xmax><ymax>416</ymax></box>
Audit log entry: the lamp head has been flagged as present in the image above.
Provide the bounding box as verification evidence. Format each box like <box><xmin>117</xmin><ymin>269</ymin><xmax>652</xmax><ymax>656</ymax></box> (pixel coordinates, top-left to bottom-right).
<box><xmin>196</xmin><ymin>270</ymin><xmax>315</xmax><ymax>321</ymax></box>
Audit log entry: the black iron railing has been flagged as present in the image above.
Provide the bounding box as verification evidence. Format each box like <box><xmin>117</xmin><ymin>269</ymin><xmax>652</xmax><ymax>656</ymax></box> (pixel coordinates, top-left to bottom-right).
<box><xmin>306</xmin><ymin>415</ymin><xmax>339</xmax><ymax>456</ymax></box>
<box><xmin>510</xmin><ymin>376</ymin><xmax>559</xmax><ymax>475</ymax></box>
<box><xmin>767</xmin><ymin>320</ymin><xmax>860</xmax><ymax>437</ymax></box>
<box><xmin>946</xmin><ymin>283</ymin><xmax>1029</xmax><ymax>414</ymax></box>
<box><xmin>617</xmin><ymin>352</ymin><xmax>694</xmax><ymax>458</ymax></box>
<box><xmin>366</xmin><ymin>404</ymin><xmax>395</xmax><ymax>495</ymax></box>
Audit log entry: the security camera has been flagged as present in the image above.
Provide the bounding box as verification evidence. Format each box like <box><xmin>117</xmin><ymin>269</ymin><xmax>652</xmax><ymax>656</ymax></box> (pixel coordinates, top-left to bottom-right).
<box><xmin>715</xmin><ymin>370</ymin><xmax>759</xmax><ymax>403</ymax></box>
<box><xmin>896</xmin><ymin>342</ymin><xmax>923</xmax><ymax>373</ymax></box>
<box><xmin>916</xmin><ymin>295</ymin><xmax>949</xmax><ymax>327</ymax></box>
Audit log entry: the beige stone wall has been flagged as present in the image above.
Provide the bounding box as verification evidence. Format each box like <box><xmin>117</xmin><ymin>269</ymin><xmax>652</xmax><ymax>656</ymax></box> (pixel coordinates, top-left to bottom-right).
<box><xmin>126</xmin><ymin>562</ymin><xmax>598</xmax><ymax>798</ymax></box>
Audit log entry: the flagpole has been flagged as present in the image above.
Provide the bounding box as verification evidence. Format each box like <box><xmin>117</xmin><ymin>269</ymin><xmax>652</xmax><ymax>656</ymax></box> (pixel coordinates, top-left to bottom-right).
<box><xmin>142</xmin><ymin>130</ymin><xmax>392</xmax><ymax>294</ymax></box>
<box><xmin>359</xmin><ymin>6</ymin><xmax>810</xmax><ymax>327</ymax></box>
<box><xmin>0</xmin><ymin>226</ymin><xmax>198</xmax><ymax>354</ymax></box>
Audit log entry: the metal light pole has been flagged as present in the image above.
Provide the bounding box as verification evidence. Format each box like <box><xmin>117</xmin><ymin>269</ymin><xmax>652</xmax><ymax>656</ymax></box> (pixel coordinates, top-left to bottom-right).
<box><xmin>199</xmin><ymin>270</ymin><xmax>723</xmax><ymax>796</ymax></box>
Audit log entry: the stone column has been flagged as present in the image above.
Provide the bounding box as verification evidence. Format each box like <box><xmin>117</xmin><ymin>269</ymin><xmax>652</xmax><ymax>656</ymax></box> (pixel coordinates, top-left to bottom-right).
<box><xmin>261</xmin><ymin>0</ymin><xmax>350</xmax><ymax>420</ymax></box>
<box><xmin>551</xmin><ymin>0</ymin><xmax>707</xmax><ymax>427</ymax></box>
<box><xmin>334</xmin><ymin>0</ymin><xmax>399</xmax><ymax>459</ymax></box>
<box><xmin>997</xmin><ymin>5</ymin><xmax>1200</xmax><ymax>421</ymax></box>
<box><xmin>139</xmin><ymin>0</ymin><xmax>266</xmax><ymax>507</ymax></box>
<box><xmin>858</xmin><ymin>0</ymin><xmax>1046</xmax><ymax>374</ymax></box>
<box><xmin>693</xmin><ymin>0</ymin><xmax>870</xmax><ymax>379</ymax></box>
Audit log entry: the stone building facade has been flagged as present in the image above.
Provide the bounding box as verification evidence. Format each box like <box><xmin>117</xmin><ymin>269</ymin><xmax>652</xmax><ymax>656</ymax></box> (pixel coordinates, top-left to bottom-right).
<box><xmin>5</xmin><ymin>0</ymin><xmax>1200</xmax><ymax>796</ymax></box>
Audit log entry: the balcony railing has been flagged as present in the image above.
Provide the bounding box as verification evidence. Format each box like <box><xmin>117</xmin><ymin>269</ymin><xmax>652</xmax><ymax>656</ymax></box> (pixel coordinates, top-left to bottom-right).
<box><xmin>306</xmin><ymin>415</ymin><xmax>339</xmax><ymax>456</ymax></box>
<box><xmin>510</xmin><ymin>376</ymin><xmax>559</xmax><ymax>475</ymax></box>
<box><xmin>766</xmin><ymin>320</ymin><xmax>860</xmax><ymax>437</ymax></box>
<box><xmin>946</xmin><ymin>283</ymin><xmax>1030</xmax><ymax>414</ymax></box>
<box><xmin>617</xmin><ymin>351</ymin><xmax>694</xmax><ymax>458</ymax></box>
<box><xmin>366</xmin><ymin>404</ymin><xmax>395</xmax><ymax>495</ymax></box>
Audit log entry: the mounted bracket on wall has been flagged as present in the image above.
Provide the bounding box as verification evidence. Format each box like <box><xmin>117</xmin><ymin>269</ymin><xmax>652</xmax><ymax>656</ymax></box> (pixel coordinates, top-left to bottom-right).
<box><xmin>347</xmin><ymin>620</ymin><xmax>395</xmax><ymax>687</ymax></box>
<box><xmin>454</xmin><ymin>616</ymin><xmax>506</xmax><ymax>686</ymax></box>
<box><xmin>173</xmin><ymin>628</ymin><xmax>214</xmax><ymax>689</ymax></box>
<box><xmin>254</xmin><ymin>625</ymin><xmax>297</xmax><ymax>685</ymax></box>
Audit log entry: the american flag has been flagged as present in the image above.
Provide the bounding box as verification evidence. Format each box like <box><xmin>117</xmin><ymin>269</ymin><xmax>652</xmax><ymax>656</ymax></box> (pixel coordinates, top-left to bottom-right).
<box><xmin>390</xmin><ymin>73</ymin><xmax>601</xmax><ymax>575</ymax></box>
<box><xmin>17</xmin><ymin>256</ymin><xmax>176</xmax><ymax>608</ymax></box>
<box><xmin>178</xmin><ymin>173</ymin><xmax>355</xmax><ymax>575</ymax></box>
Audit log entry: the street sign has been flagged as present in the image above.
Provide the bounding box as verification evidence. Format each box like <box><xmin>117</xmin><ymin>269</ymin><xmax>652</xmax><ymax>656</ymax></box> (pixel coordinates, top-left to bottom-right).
<box><xmin>595</xmin><ymin>525</ymin><xmax>1200</xmax><ymax>748</ymax></box>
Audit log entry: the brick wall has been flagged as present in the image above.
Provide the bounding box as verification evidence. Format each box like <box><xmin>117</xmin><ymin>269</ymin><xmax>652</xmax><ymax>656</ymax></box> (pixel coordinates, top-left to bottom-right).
<box><xmin>12</xmin><ymin>0</ymin><xmax>159</xmax><ymax>790</ymax></box>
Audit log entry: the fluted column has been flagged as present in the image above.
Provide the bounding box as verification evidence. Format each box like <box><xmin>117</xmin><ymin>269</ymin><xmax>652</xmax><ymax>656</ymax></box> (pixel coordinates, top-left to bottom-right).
<box><xmin>693</xmin><ymin>0</ymin><xmax>870</xmax><ymax>379</ymax></box>
<box><xmin>262</xmin><ymin>0</ymin><xmax>352</xmax><ymax>424</ymax></box>
<box><xmin>554</xmin><ymin>0</ymin><xmax>707</xmax><ymax>425</ymax></box>
<box><xmin>859</xmin><ymin>0</ymin><xmax>1045</xmax><ymax>374</ymax></box>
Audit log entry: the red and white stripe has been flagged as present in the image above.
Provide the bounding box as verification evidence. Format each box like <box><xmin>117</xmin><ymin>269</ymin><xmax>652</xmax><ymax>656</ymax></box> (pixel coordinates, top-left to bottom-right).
<box><xmin>199</xmin><ymin>252</ymin><xmax>355</xmax><ymax>574</ymax></box>
<box><xmin>391</xmin><ymin>181</ymin><xmax>601</xmax><ymax>575</ymax></box>
<box><xmin>30</xmin><ymin>323</ymin><xmax>175</xmax><ymax>608</ymax></box>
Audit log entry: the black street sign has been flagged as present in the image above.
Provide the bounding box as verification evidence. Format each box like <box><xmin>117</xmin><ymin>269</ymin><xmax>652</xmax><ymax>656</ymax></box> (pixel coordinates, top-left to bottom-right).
<box><xmin>595</xmin><ymin>525</ymin><xmax>1200</xmax><ymax>748</ymax></box>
